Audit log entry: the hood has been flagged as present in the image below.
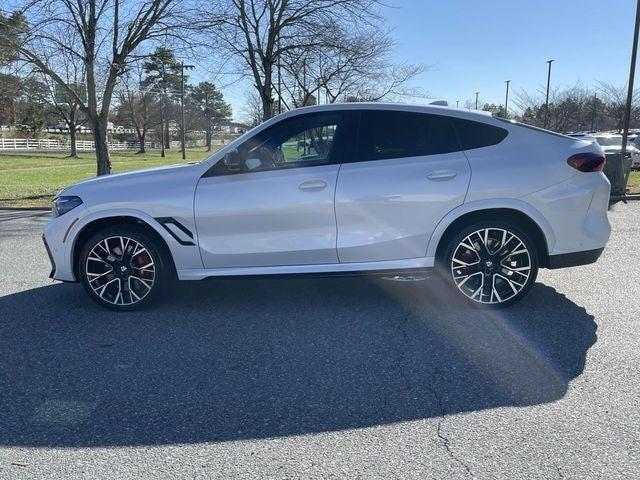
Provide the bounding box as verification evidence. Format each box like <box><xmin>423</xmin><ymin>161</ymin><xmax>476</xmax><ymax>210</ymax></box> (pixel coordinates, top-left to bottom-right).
<box><xmin>60</xmin><ymin>162</ymin><xmax>199</xmax><ymax>196</ymax></box>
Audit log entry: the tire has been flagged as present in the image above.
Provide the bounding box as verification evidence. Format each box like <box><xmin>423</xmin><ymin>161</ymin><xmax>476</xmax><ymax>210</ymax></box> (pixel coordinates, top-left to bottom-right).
<box><xmin>439</xmin><ymin>220</ymin><xmax>539</xmax><ymax>308</ymax></box>
<box><xmin>78</xmin><ymin>225</ymin><xmax>175</xmax><ymax>311</ymax></box>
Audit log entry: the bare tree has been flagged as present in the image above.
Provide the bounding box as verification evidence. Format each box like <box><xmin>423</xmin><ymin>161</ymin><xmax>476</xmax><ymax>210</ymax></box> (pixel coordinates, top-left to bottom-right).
<box><xmin>242</xmin><ymin>90</ymin><xmax>264</xmax><ymax>127</ymax></box>
<box><xmin>513</xmin><ymin>83</ymin><xmax>640</xmax><ymax>133</ymax></box>
<box><xmin>279</xmin><ymin>25</ymin><xmax>424</xmax><ymax>107</ymax></box>
<box><xmin>597</xmin><ymin>82</ymin><xmax>640</xmax><ymax>133</ymax></box>
<box><xmin>200</xmin><ymin>0</ymin><xmax>384</xmax><ymax>121</ymax></box>
<box><xmin>47</xmin><ymin>81</ymin><xmax>87</xmax><ymax>158</ymax></box>
<box><xmin>38</xmin><ymin>52</ymin><xmax>87</xmax><ymax>157</ymax></box>
<box><xmin>115</xmin><ymin>66</ymin><xmax>156</xmax><ymax>153</ymax></box>
<box><xmin>1</xmin><ymin>0</ymin><xmax>191</xmax><ymax>175</ymax></box>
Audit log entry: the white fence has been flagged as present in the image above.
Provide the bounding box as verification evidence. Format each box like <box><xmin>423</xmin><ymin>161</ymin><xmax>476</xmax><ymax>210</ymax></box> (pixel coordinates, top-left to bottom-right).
<box><xmin>0</xmin><ymin>138</ymin><xmax>228</xmax><ymax>151</ymax></box>
<box><xmin>0</xmin><ymin>138</ymin><xmax>149</xmax><ymax>151</ymax></box>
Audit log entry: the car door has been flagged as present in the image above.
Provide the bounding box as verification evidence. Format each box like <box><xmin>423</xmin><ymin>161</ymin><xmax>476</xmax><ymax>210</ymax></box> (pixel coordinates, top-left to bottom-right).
<box><xmin>195</xmin><ymin>111</ymin><xmax>352</xmax><ymax>268</ymax></box>
<box><xmin>335</xmin><ymin>109</ymin><xmax>471</xmax><ymax>263</ymax></box>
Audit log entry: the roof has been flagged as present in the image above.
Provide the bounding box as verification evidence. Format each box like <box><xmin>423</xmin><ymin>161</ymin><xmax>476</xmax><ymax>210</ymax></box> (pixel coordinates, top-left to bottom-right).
<box><xmin>274</xmin><ymin>102</ymin><xmax>495</xmax><ymax>122</ymax></box>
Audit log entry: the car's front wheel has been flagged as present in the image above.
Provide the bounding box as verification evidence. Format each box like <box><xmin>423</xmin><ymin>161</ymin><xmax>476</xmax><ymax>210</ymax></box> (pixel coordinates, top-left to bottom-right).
<box><xmin>79</xmin><ymin>226</ymin><xmax>174</xmax><ymax>310</ymax></box>
<box><xmin>441</xmin><ymin>221</ymin><xmax>539</xmax><ymax>307</ymax></box>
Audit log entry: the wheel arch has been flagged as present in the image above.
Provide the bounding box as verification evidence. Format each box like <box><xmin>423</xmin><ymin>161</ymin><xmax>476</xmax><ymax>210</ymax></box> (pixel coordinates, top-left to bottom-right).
<box><xmin>430</xmin><ymin>203</ymin><xmax>553</xmax><ymax>268</ymax></box>
<box><xmin>71</xmin><ymin>214</ymin><xmax>177</xmax><ymax>281</ymax></box>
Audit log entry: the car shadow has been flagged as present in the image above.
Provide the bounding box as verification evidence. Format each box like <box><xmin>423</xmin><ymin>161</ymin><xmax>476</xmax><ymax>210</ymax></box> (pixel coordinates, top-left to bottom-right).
<box><xmin>0</xmin><ymin>276</ymin><xmax>596</xmax><ymax>447</ymax></box>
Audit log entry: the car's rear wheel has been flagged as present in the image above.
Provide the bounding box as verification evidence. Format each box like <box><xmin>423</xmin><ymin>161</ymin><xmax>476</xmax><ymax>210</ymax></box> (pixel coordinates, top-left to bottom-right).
<box><xmin>441</xmin><ymin>221</ymin><xmax>539</xmax><ymax>307</ymax></box>
<box><xmin>79</xmin><ymin>226</ymin><xmax>174</xmax><ymax>311</ymax></box>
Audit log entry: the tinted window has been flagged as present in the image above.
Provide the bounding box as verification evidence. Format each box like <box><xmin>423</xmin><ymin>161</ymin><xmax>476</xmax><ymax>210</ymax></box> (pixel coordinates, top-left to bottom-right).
<box><xmin>452</xmin><ymin>118</ymin><xmax>508</xmax><ymax>150</ymax></box>
<box><xmin>357</xmin><ymin>111</ymin><xmax>461</xmax><ymax>161</ymax></box>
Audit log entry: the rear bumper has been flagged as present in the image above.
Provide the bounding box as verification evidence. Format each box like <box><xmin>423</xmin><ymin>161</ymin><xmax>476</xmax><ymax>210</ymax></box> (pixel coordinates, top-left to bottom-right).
<box><xmin>548</xmin><ymin>247</ymin><xmax>604</xmax><ymax>269</ymax></box>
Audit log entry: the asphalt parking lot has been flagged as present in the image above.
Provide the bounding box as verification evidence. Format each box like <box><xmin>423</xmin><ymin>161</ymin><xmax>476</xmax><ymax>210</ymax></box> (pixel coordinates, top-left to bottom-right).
<box><xmin>0</xmin><ymin>204</ymin><xmax>639</xmax><ymax>479</ymax></box>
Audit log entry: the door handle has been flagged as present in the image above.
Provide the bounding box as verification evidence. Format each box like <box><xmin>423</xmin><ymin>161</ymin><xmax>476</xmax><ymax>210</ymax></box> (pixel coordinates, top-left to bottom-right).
<box><xmin>298</xmin><ymin>179</ymin><xmax>327</xmax><ymax>191</ymax></box>
<box><xmin>427</xmin><ymin>170</ymin><xmax>457</xmax><ymax>181</ymax></box>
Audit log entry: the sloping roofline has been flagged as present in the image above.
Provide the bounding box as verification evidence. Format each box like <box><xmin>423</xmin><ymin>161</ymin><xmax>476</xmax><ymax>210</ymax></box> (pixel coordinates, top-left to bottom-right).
<box><xmin>277</xmin><ymin>102</ymin><xmax>494</xmax><ymax>121</ymax></box>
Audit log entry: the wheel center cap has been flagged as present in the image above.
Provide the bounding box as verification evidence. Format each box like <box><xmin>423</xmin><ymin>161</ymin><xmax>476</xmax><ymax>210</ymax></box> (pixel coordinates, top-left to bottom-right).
<box><xmin>120</xmin><ymin>266</ymin><xmax>127</xmax><ymax>273</ymax></box>
<box><xmin>485</xmin><ymin>260</ymin><xmax>494</xmax><ymax>268</ymax></box>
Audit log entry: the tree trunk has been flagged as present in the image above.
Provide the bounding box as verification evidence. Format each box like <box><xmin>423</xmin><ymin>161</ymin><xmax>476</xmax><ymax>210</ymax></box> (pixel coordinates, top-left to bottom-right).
<box><xmin>260</xmin><ymin>75</ymin><xmax>274</xmax><ymax>121</ymax></box>
<box><xmin>164</xmin><ymin>122</ymin><xmax>170</xmax><ymax>149</ymax></box>
<box><xmin>69</xmin><ymin>124</ymin><xmax>78</xmax><ymax>158</ymax></box>
<box><xmin>93</xmin><ymin>117</ymin><xmax>111</xmax><ymax>176</ymax></box>
<box><xmin>206</xmin><ymin>121</ymin><xmax>212</xmax><ymax>151</ymax></box>
<box><xmin>136</xmin><ymin>127</ymin><xmax>146</xmax><ymax>154</ymax></box>
<box><xmin>261</xmin><ymin>93</ymin><xmax>273</xmax><ymax>122</ymax></box>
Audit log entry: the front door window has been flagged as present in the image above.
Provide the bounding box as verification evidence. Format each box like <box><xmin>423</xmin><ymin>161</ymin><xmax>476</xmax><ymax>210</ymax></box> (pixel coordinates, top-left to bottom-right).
<box><xmin>236</xmin><ymin>113</ymin><xmax>343</xmax><ymax>173</ymax></box>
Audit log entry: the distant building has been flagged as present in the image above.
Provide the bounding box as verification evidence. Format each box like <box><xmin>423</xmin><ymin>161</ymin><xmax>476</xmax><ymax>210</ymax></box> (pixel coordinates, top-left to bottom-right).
<box><xmin>215</xmin><ymin>122</ymin><xmax>249</xmax><ymax>134</ymax></box>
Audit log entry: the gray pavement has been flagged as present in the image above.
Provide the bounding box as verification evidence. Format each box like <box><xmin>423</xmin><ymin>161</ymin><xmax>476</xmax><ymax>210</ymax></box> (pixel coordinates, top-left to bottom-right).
<box><xmin>0</xmin><ymin>204</ymin><xmax>638</xmax><ymax>479</ymax></box>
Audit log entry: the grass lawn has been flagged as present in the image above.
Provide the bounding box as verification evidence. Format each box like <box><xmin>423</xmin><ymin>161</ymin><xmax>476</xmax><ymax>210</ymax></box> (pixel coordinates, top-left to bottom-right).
<box><xmin>0</xmin><ymin>148</ymin><xmax>215</xmax><ymax>208</ymax></box>
<box><xmin>628</xmin><ymin>171</ymin><xmax>640</xmax><ymax>195</ymax></box>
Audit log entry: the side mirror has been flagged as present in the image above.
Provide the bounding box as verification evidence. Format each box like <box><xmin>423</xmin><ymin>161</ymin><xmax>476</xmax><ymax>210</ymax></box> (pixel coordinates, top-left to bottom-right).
<box><xmin>223</xmin><ymin>150</ymin><xmax>242</xmax><ymax>172</ymax></box>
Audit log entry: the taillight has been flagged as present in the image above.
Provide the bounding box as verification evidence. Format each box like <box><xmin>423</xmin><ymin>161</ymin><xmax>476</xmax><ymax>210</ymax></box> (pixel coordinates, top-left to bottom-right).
<box><xmin>567</xmin><ymin>152</ymin><xmax>606</xmax><ymax>172</ymax></box>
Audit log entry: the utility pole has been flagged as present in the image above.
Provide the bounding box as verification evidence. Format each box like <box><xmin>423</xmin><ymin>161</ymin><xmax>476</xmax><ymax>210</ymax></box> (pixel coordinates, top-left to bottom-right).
<box><xmin>622</xmin><ymin>0</ymin><xmax>640</xmax><ymax>196</ymax></box>
<box><xmin>277</xmin><ymin>36</ymin><xmax>282</xmax><ymax>114</ymax></box>
<box><xmin>504</xmin><ymin>80</ymin><xmax>511</xmax><ymax>118</ymax></box>
<box><xmin>475</xmin><ymin>92</ymin><xmax>479</xmax><ymax>110</ymax></box>
<box><xmin>160</xmin><ymin>64</ymin><xmax>166</xmax><ymax>158</ymax></box>
<box><xmin>544</xmin><ymin>59</ymin><xmax>555</xmax><ymax>128</ymax></box>
<box><xmin>179</xmin><ymin>62</ymin><xmax>195</xmax><ymax>160</ymax></box>
<box><xmin>456</xmin><ymin>100</ymin><xmax>459</xmax><ymax>108</ymax></box>
<box><xmin>204</xmin><ymin>91</ymin><xmax>211</xmax><ymax>152</ymax></box>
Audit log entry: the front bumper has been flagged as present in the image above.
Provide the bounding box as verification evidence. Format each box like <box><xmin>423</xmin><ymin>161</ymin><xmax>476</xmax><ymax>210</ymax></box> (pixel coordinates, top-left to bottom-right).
<box><xmin>42</xmin><ymin>207</ymin><xmax>88</xmax><ymax>282</ymax></box>
<box><xmin>42</xmin><ymin>234</ymin><xmax>56</xmax><ymax>278</ymax></box>
<box><xmin>548</xmin><ymin>247</ymin><xmax>604</xmax><ymax>269</ymax></box>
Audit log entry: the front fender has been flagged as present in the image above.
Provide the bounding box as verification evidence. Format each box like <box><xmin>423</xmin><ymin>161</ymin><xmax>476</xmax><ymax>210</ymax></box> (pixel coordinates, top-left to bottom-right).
<box><xmin>60</xmin><ymin>208</ymin><xmax>202</xmax><ymax>281</ymax></box>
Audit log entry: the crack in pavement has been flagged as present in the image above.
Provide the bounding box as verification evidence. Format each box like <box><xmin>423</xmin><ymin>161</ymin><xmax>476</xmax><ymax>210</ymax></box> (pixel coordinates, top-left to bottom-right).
<box><xmin>427</xmin><ymin>369</ymin><xmax>475</xmax><ymax>478</ymax></box>
<box><xmin>393</xmin><ymin>289</ymin><xmax>475</xmax><ymax>478</ymax></box>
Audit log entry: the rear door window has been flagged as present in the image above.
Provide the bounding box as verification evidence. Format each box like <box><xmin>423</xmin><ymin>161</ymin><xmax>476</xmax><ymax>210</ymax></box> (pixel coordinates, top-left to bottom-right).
<box><xmin>357</xmin><ymin>110</ymin><xmax>461</xmax><ymax>161</ymax></box>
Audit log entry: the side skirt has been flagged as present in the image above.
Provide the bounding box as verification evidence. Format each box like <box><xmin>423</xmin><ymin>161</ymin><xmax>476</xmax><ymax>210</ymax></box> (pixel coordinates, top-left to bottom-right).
<box><xmin>197</xmin><ymin>267</ymin><xmax>435</xmax><ymax>281</ymax></box>
<box><xmin>177</xmin><ymin>257</ymin><xmax>436</xmax><ymax>281</ymax></box>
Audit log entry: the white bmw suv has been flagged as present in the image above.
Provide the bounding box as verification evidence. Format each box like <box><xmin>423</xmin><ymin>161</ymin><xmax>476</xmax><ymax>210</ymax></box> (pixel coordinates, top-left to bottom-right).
<box><xmin>43</xmin><ymin>104</ymin><xmax>611</xmax><ymax>310</ymax></box>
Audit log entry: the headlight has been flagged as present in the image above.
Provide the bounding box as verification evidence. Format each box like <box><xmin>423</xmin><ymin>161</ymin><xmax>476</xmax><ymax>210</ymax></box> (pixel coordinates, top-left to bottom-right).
<box><xmin>52</xmin><ymin>196</ymin><xmax>83</xmax><ymax>217</ymax></box>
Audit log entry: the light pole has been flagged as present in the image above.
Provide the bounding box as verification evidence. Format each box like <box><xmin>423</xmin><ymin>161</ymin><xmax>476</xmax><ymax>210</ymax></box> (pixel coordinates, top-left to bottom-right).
<box><xmin>475</xmin><ymin>92</ymin><xmax>479</xmax><ymax>110</ymax></box>
<box><xmin>622</xmin><ymin>0</ymin><xmax>640</xmax><ymax>196</ymax></box>
<box><xmin>456</xmin><ymin>100</ymin><xmax>459</xmax><ymax>108</ymax></box>
<box><xmin>544</xmin><ymin>59</ymin><xmax>554</xmax><ymax>128</ymax></box>
<box><xmin>160</xmin><ymin>63</ymin><xmax>167</xmax><ymax>158</ymax></box>
<box><xmin>277</xmin><ymin>36</ymin><xmax>282</xmax><ymax>114</ymax></box>
<box><xmin>179</xmin><ymin>62</ymin><xmax>195</xmax><ymax>160</ymax></box>
<box><xmin>504</xmin><ymin>80</ymin><xmax>511</xmax><ymax>118</ymax></box>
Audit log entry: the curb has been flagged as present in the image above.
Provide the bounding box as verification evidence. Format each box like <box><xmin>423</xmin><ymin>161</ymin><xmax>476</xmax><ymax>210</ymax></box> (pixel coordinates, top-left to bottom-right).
<box><xmin>0</xmin><ymin>207</ymin><xmax>50</xmax><ymax>212</ymax></box>
<box><xmin>610</xmin><ymin>195</ymin><xmax>640</xmax><ymax>202</ymax></box>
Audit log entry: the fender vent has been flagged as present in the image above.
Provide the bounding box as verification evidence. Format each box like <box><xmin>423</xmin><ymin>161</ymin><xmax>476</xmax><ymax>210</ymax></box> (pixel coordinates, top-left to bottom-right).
<box><xmin>155</xmin><ymin>217</ymin><xmax>196</xmax><ymax>246</ymax></box>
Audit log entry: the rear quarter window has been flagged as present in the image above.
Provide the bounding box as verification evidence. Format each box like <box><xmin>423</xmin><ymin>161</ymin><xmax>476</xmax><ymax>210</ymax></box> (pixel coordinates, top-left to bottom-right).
<box><xmin>452</xmin><ymin>118</ymin><xmax>508</xmax><ymax>150</ymax></box>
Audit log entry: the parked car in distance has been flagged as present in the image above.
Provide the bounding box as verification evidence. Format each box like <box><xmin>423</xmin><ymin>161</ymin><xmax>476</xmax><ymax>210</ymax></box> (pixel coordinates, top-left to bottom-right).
<box><xmin>43</xmin><ymin>103</ymin><xmax>612</xmax><ymax>310</ymax></box>
<box><xmin>594</xmin><ymin>133</ymin><xmax>640</xmax><ymax>169</ymax></box>
<box><xmin>631</xmin><ymin>135</ymin><xmax>640</xmax><ymax>170</ymax></box>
